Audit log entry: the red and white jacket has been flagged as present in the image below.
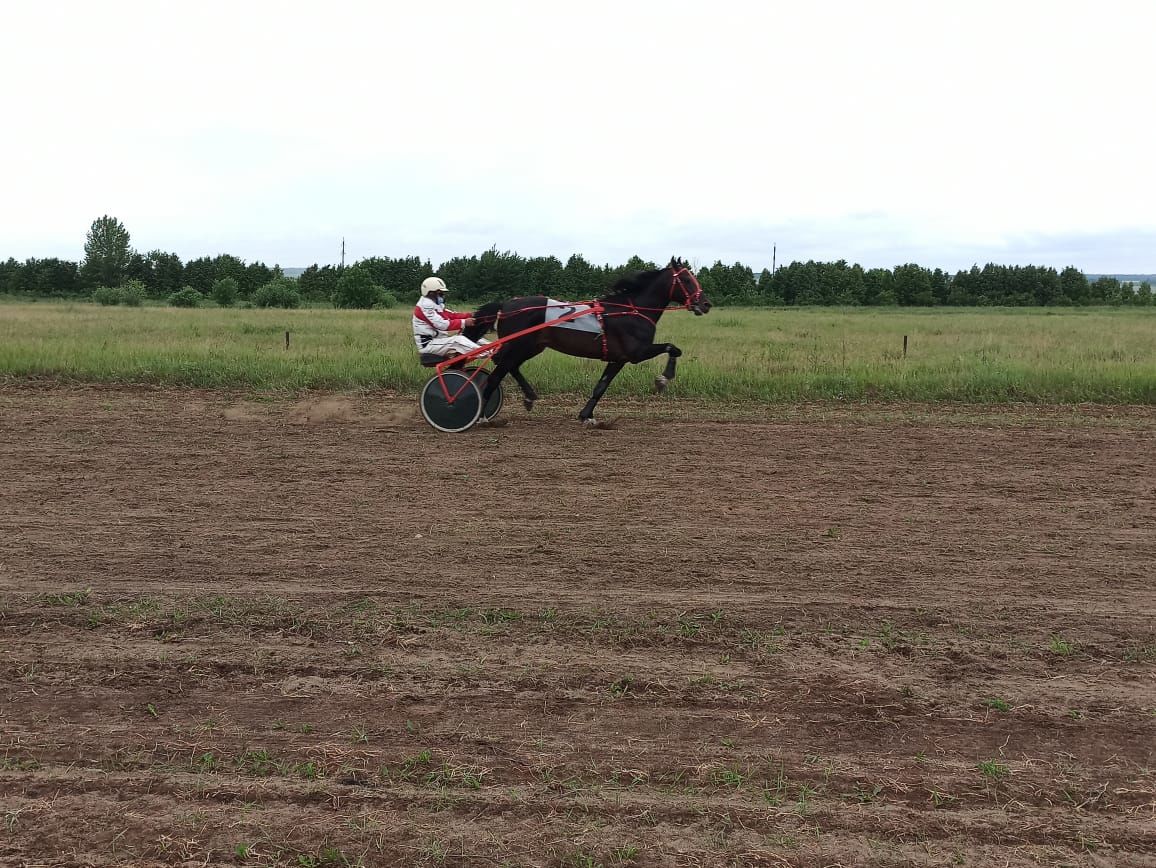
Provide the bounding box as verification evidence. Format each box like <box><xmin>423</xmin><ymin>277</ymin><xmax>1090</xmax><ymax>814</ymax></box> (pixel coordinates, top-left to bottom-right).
<box><xmin>412</xmin><ymin>295</ymin><xmax>470</xmax><ymax>348</ymax></box>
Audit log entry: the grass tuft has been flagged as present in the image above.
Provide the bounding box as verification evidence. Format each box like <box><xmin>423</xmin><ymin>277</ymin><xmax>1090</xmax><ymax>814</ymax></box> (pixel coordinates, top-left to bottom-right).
<box><xmin>978</xmin><ymin>759</ymin><xmax>1010</xmax><ymax>780</ymax></box>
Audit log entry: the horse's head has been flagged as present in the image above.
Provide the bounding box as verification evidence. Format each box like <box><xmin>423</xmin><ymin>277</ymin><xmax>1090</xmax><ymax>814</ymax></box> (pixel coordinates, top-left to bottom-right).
<box><xmin>668</xmin><ymin>257</ymin><xmax>712</xmax><ymax>315</ymax></box>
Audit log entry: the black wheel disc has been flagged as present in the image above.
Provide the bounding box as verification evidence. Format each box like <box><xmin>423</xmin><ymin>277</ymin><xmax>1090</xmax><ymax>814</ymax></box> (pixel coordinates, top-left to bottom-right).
<box><xmin>465</xmin><ymin>366</ymin><xmax>504</xmax><ymax>421</ymax></box>
<box><xmin>420</xmin><ymin>371</ymin><xmax>482</xmax><ymax>433</ymax></box>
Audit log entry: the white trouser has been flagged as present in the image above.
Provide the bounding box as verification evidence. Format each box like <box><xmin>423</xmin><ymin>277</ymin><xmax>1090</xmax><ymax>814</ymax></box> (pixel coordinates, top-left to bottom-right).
<box><xmin>421</xmin><ymin>334</ymin><xmax>492</xmax><ymax>358</ymax></box>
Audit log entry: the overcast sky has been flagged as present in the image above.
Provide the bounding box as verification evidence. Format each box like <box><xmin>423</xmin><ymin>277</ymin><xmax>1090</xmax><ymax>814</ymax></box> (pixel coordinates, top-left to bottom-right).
<box><xmin>3</xmin><ymin>1</ymin><xmax>1154</xmax><ymax>274</ymax></box>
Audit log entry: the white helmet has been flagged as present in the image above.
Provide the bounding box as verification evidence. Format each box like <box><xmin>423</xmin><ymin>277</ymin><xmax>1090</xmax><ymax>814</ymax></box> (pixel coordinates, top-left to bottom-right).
<box><xmin>420</xmin><ymin>276</ymin><xmax>448</xmax><ymax>297</ymax></box>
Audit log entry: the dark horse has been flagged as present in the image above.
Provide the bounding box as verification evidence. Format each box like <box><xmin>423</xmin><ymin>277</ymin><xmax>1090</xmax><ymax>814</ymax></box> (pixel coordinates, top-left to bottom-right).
<box><xmin>462</xmin><ymin>257</ymin><xmax>712</xmax><ymax>424</ymax></box>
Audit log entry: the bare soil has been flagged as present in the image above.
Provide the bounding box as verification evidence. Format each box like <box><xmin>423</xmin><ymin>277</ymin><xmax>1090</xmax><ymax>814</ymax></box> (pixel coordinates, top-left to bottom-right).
<box><xmin>1</xmin><ymin>387</ymin><xmax>1154</xmax><ymax>867</ymax></box>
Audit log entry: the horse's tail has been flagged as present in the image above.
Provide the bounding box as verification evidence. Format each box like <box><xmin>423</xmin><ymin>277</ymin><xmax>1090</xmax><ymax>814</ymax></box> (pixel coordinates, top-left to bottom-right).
<box><xmin>463</xmin><ymin>301</ymin><xmax>502</xmax><ymax>342</ymax></box>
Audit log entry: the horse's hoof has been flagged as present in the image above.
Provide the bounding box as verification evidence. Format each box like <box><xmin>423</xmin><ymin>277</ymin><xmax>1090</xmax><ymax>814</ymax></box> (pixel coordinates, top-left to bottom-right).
<box><xmin>523</xmin><ymin>399</ymin><xmax>535</xmax><ymax>412</ymax></box>
<box><xmin>654</xmin><ymin>375</ymin><xmax>668</xmax><ymax>393</ymax></box>
<box><xmin>581</xmin><ymin>417</ymin><xmax>619</xmax><ymax>430</ymax></box>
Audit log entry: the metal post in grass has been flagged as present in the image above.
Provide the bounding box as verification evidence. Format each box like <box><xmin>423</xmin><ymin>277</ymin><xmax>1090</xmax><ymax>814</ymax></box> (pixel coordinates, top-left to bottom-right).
<box><xmin>903</xmin><ymin>335</ymin><xmax>908</xmax><ymax>357</ymax></box>
<box><xmin>285</xmin><ymin>331</ymin><xmax>290</xmax><ymax>350</ymax></box>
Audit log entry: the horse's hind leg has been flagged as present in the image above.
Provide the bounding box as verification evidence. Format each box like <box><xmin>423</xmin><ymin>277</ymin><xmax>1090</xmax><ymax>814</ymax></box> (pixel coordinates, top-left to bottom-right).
<box><xmin>481</xmin><ymin>354</ymin><xmax>517</xmax><ymax>409</ymax></box>
<box><xmin>483</xmin><ymin>344</ymin><xmax>542</xmax><ymax>413</ymax></box>
<box><xmin>578</xmin><ymin>361</ymin><xmax>625</xmax><ymax>423</ymax></box>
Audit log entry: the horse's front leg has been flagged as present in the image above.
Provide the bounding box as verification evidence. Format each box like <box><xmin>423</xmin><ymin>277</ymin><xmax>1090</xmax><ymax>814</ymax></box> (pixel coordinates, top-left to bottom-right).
<box><xmin>655</xmin><ymin>343</ymin><xmax>683</xmax><ymax>393</ymax></box>
<box><xmin>578</xmin><ymin>361</ymin><xmax>625</xmax><ymax>423</ymax></box>
<box><xmin>631</xmin><ymin>343</ymin><xmax>683</xmax><ymax>393</ymax></box>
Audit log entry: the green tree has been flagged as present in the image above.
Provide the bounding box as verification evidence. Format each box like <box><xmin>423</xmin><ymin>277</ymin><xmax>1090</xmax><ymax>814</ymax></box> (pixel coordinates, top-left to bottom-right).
<box><xmin>125</xmin><ymin>251</ymin><xmax>151</xmax><ymax>286</ymax></box>
<box><xmin>357</xmin><ymin>256</ymin><xmax>431</xmax><ymax>299</ymax></box>
<box><xmin>0</xmin><ymin>258</ymin><xmax>22</xmax><ymax>293</ymax></box>
<box><xmin>333</xmin><ymin>265</ymin><xmax>383</xmax><ymax>308</ymax></box>
<box><xmin>893</xmin><ymin>263</ymin><xmax>934</xmax><ymax>305</ymax></box>
<box><xmin>81</xmin><ymin>215</ymin><xmax>133</xmax><ymax>289</ymax></box>
<box><xmin>472</xmin><ymin>248</ymin><xmax>526</xmax><ymax>301</ymax></box>
<box><xmin>183</xmin><ymin>257</ymin><xmax>215</xmax><ymax>293</ymax></box>
<box><xmin>1058</xmin><ymin>266</ymin><xmax>1087</xmax><ymax>305</ymax></box>
<box><xmin>861</xmin><ymin>268</ymin><xmax>892</xmax><ymax>306</ymax></box>
<box><xmin>1087</xmin><ymin>275</ymin><xmax>1122</xmax><ymax>305</ymax></box>
<box><xmin>825</xmin><ymin>260</ymin><xmax>864</xmax><ymax>305</ymax></box>
<box><xmin>15</xmin><ymin>258</ymin><xmax>81</xmax><ymax>296</ymax></box>
<box><xmin>930</xmin><ymin>268</ymin><xmax>950</xmax><ymax>305</ymax></box>
<box><xmin>298</xmin><ymin>264</ymin><xmax>342</xmax><ymax>301</ymax></box>
<box><xmin>975</xmin><ymin>264</ymin><xmax>1011</xmax><ymax>305</ymax></box>
<box><xmin>211</xmin><ymin>277</ymin><xmax>239</xmax><ymax>307</ymax></box>
<box><xmin>212</xmin><ymin>254</ymin><xmax>246</xmax><ymax>287</ymax></box>
<box><xmin>524</xmin><ymin>255</ymin><xmax>566</xmax><ymax>296</ymax></box>
<box><xmin>1020</xmin><ymin>265</ymin><xmax>1059</xmax><ymax>305</ymax></box>
<box><xmin>561</xmin><ymin>254</ymin><xmax>597</xmax><ymax>297</ymax></box>
<box><xmin>146</xmin><ymin>250</ymin><xmax>184</xmax><ymax>298</ymax></box>
<box><xmin>950</xmin><ymin>266</ymin><xmax>982</xmax><ymax>305</ymax></box>
<box><xmin>783</xmin><ymin>261</ymin><xmax>828</xmax><ymax>305</ymax></box>
<box><xmin>757</xmin><ymin>268</ymin><xmax>784</xmax><ymax>304</ymax></box>
<box><xmin>717</xmin><ymin>261</ymin><xmax>758</xmax><ymax>304</ymax></box>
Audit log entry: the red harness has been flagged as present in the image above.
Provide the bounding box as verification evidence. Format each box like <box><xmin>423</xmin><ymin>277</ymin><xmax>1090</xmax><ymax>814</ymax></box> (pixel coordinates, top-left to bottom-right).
<box><xmin>467</xmin><ymin>266</ymin><xmax>705</xmax><ymax>360</ymax></box>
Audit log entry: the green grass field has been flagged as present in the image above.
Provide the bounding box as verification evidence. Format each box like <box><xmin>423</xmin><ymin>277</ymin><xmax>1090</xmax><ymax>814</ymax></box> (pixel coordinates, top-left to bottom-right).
<box><xmin>2</xmin><ymin>300</ymin><xmax>1155</xmax><ymax>403</ymax></box>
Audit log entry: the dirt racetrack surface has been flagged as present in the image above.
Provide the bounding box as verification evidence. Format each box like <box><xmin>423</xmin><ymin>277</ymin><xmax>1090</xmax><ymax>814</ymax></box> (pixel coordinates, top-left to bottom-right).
<box><xmin>1</xmin><ymin>387</ymin><xmax>1154</xmax><ymax>867</ymax></box>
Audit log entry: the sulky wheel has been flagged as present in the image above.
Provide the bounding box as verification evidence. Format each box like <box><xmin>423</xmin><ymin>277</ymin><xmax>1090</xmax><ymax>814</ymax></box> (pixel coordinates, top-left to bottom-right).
<box><xmin>419</xmin><ymin>370</ymin><xmax>483</xmax><ymax>433</ymax></box>
<box><xmin>464</xmin><ymin>366</ymin><xmax>503</xmax><ymax>422</ymax></box>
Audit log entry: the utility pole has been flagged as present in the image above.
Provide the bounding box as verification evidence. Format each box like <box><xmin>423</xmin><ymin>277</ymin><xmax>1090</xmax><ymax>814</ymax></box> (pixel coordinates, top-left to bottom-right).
<box><xmin>341</xmin><ymin>238</ymin><xmax>346</xmax><ymax>269</ymax></box>
<box><xmin>772</xmin><ymin>245</ymin><xmax>776</xmax><ymax>274</ymax></box>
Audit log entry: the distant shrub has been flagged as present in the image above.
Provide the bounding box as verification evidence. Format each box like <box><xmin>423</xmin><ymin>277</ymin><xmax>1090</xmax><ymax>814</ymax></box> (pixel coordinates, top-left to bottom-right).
<box><xmin>119</xmin><ymin>279</ymin><xmax>146</xmax><ymax>307</ymax></box>
<box><xmin>374</xmin><ymin>290</ymin><xmax>398</xmax><ymax>309</ymax></box>
<box><xmin>333</xmin><ymin>267</ymin><xmax>384</xmax><ymax>309</ymax></box>
<box><xmin>211</xmin><ymin>277</ymin><xmax>239</xmax><ymax>307</ymax></box>
<box><xmin>169</xmin><ymin>286</ymin><xmax>202</xmax><ymax>308</ymax></box>
<box><xmin>253</xmin><ymin>278</ymin><xmax>301</xmax><ymax>309</ymax></box>
<box><xmin>92</xmin><ymin>286</ymin><xmax>123</xmax><ymax>306</ymax></box>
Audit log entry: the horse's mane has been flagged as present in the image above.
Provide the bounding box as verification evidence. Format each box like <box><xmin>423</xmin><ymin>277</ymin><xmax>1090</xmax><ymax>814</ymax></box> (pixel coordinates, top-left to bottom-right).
<box><xmin>604</xmin><ymin>268</ymin><xmax>664</xmax><ymax>298</ymax></box>
<box><xmin>601</xmin><ymin>257</ymin><xmax>687</xmax><ymax>300</ymax></box>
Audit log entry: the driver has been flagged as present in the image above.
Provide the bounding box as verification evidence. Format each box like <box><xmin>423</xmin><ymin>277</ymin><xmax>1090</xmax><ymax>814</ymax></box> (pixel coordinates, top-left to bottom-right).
<box><xmin>412</xmin><ymin>276</ymin><xmax>491</xmax><ymax>359</ymax></box>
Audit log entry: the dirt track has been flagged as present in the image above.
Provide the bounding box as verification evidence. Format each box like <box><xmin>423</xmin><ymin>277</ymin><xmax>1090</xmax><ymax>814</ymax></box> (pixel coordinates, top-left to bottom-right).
<box><xmin>1</xmin><ymin>387</ymin><xmax>1154</xmax><ymax>867</ymax></box>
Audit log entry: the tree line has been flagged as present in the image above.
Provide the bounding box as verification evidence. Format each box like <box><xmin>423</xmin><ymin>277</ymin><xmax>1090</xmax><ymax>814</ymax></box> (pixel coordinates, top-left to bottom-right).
<box><xmin>1</xmin><ymin>216</ymin><xmax>1152</xmax><ymax>308</ymax></box>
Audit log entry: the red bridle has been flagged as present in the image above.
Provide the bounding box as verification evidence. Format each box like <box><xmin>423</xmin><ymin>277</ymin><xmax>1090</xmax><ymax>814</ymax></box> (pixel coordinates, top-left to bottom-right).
<box><xmin>670</xmin><ymin>266</ymin><xmax>705</xmax><ymax>310</ymax></box>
